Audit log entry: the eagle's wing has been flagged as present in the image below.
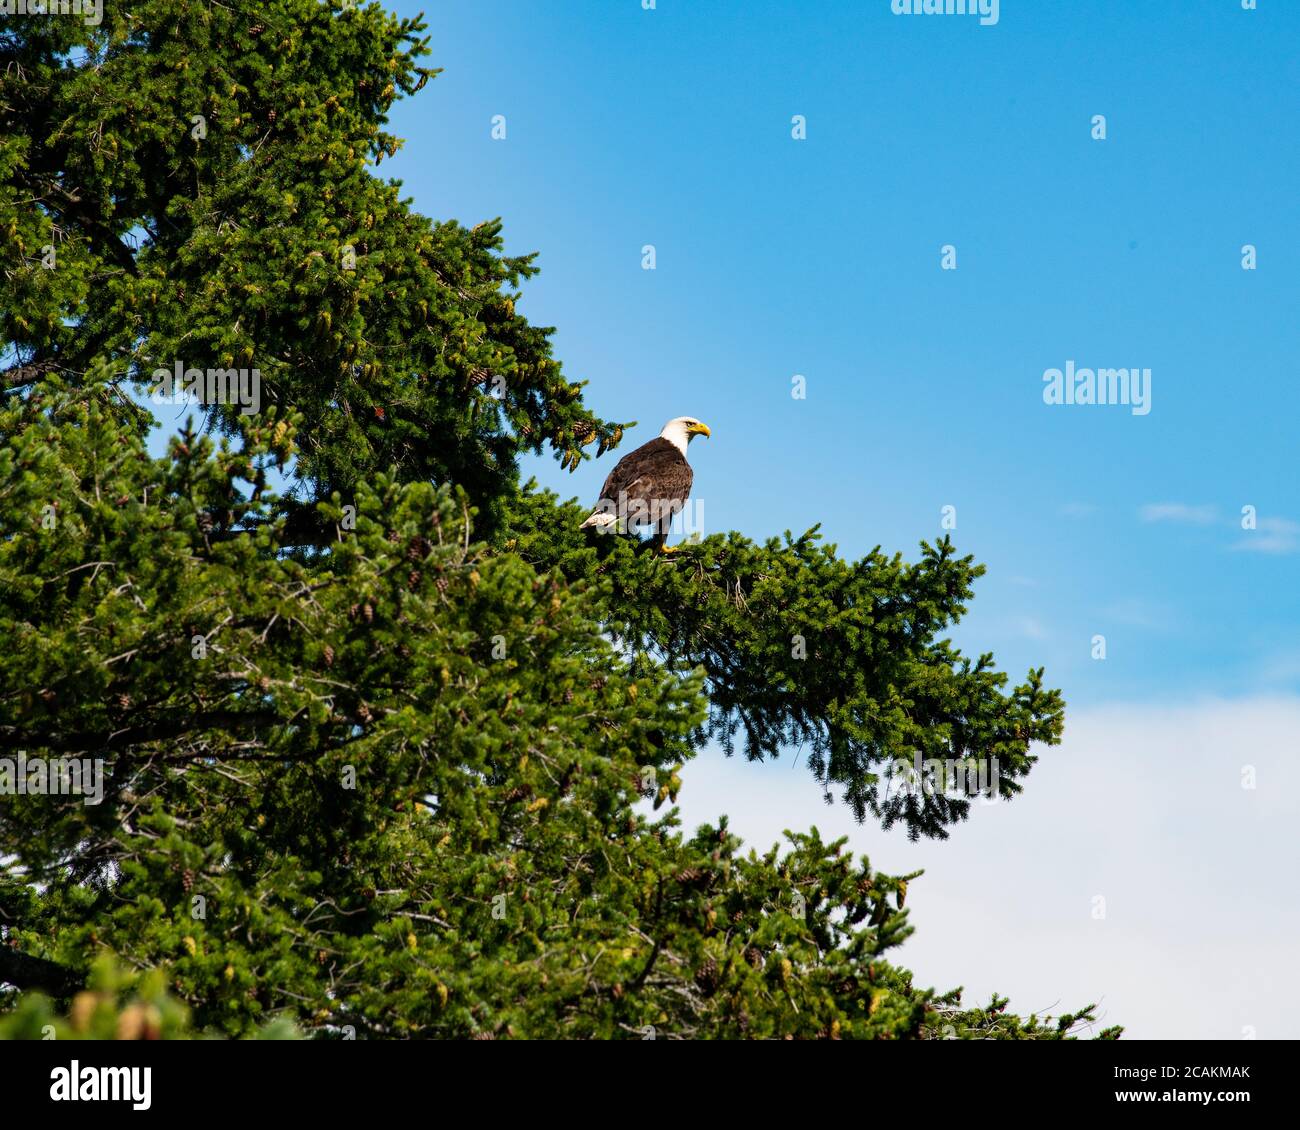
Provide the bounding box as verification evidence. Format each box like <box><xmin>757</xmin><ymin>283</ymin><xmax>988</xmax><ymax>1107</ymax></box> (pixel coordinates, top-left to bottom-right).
<box><xmin>591</xmin><ymin>437</ymin><xmax>693</xmax><ymax>531</ymax></box>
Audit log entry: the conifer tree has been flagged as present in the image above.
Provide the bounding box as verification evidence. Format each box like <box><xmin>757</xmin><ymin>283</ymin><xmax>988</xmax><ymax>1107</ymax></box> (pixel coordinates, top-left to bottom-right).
<box><xmin>0</xmin><ymin>1</ymin><xmax>1113</xmax><ymax>1039</ymax></box>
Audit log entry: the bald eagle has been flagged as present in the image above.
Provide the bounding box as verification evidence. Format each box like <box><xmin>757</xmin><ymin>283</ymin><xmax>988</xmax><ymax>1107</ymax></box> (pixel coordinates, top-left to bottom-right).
<box><xmin>580</xmin><ymin>416</ymin><xmax>711</xmax><ymax>545</ymax></box>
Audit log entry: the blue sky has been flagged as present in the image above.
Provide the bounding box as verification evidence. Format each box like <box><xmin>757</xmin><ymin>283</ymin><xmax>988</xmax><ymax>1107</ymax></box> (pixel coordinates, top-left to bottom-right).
<box><xmin>377</xmin><ymin>1</ymin><xmax>1300</xmax><ymax>1036</ymax></box>
<box><xmin>386</xmin><ymin>0</ymin><xmax>1299</xmax><ymax>710</ymax></box>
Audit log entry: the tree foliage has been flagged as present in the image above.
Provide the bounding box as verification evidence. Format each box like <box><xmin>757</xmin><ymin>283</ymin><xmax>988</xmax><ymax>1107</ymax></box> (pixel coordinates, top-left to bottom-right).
<box><xmin>0</xmin><ymin>1</ymin><xmax>1111</xmax><ymax>1039</ymax></box>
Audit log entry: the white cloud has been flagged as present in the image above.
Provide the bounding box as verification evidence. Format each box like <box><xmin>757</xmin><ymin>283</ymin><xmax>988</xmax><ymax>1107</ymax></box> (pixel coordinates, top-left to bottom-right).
<box><xmin>671</xmin><ymin>697</ymin><xmax>1300</xmax><ymax>1038</ymax></box>
<box><xmin>1139</xmin><ymin>503</ymin><xmax>1218</xmax><ymax>525</ymax></box>
<box><xmin>1232</xmin><ymin>517</ymin><xmax>1300</xmax><ymax>556</ymax></box>
<box><xmin>1060</xmin><ymin>502</ymin><xmax>1098</xmax><ymax>519</ymax></box>
<box><xmin>1254</xmin><ymin>650</ymin><xmax>1300</xmax><ymax>686</ymax></box>
<box><xmin>1017</xmin><ymin>616</ymin><xmax>1048</xmax><ymax>640</ymax></box>
<box><xmin>1102</xmin><ymin>597</ymin><xmax>1168</xmax><ymax>630</ymax></box>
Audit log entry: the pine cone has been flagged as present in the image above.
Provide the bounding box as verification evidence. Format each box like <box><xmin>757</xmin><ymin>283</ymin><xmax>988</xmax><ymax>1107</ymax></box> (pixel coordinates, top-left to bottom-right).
<box><xmin>694</xmin><ymin>957</ymin><xmax>720</xmax><ymax>997</ymax></box>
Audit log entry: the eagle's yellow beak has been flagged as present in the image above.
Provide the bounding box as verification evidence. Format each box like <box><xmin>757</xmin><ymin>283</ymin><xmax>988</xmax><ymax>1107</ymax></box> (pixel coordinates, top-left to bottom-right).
<box><xmin>688</xmin><ymin>422</ymin><xmax>711</xmax><ymax>438</ymax></box>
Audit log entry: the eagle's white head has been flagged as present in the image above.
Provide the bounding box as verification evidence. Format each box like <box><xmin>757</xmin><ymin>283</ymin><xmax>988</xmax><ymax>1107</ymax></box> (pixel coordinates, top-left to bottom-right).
<box><xmin>660</xmin><ymin>416</ymin><xmax>711</xmax><ymax>457</ymax></box>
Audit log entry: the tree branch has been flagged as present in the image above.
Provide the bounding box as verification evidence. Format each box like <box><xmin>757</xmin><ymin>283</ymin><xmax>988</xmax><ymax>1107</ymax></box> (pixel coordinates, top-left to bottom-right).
<box><xmin>0</xmin><ymin>710</ymin><xmax>283</xmax><ymax>756</ymax></box>
<box><xmin>0</xmin><ymin>946</ymin><xmax>81</xmax><ymax>997</ymax></box>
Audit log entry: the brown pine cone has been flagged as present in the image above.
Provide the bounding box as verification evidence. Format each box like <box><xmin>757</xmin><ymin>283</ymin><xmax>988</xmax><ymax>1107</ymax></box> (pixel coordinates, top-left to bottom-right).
<box><xmin>694</xmin><ymin>957</ymin><xmax>720</xmax><ymax>997</ymax></box>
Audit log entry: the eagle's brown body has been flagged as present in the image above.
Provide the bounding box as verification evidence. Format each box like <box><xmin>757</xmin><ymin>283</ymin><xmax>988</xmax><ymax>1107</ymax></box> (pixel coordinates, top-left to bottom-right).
<box><xmin>581</xmin><ymin>417</ymin><xmax>710</xmax><ymax>544</ymax></box>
